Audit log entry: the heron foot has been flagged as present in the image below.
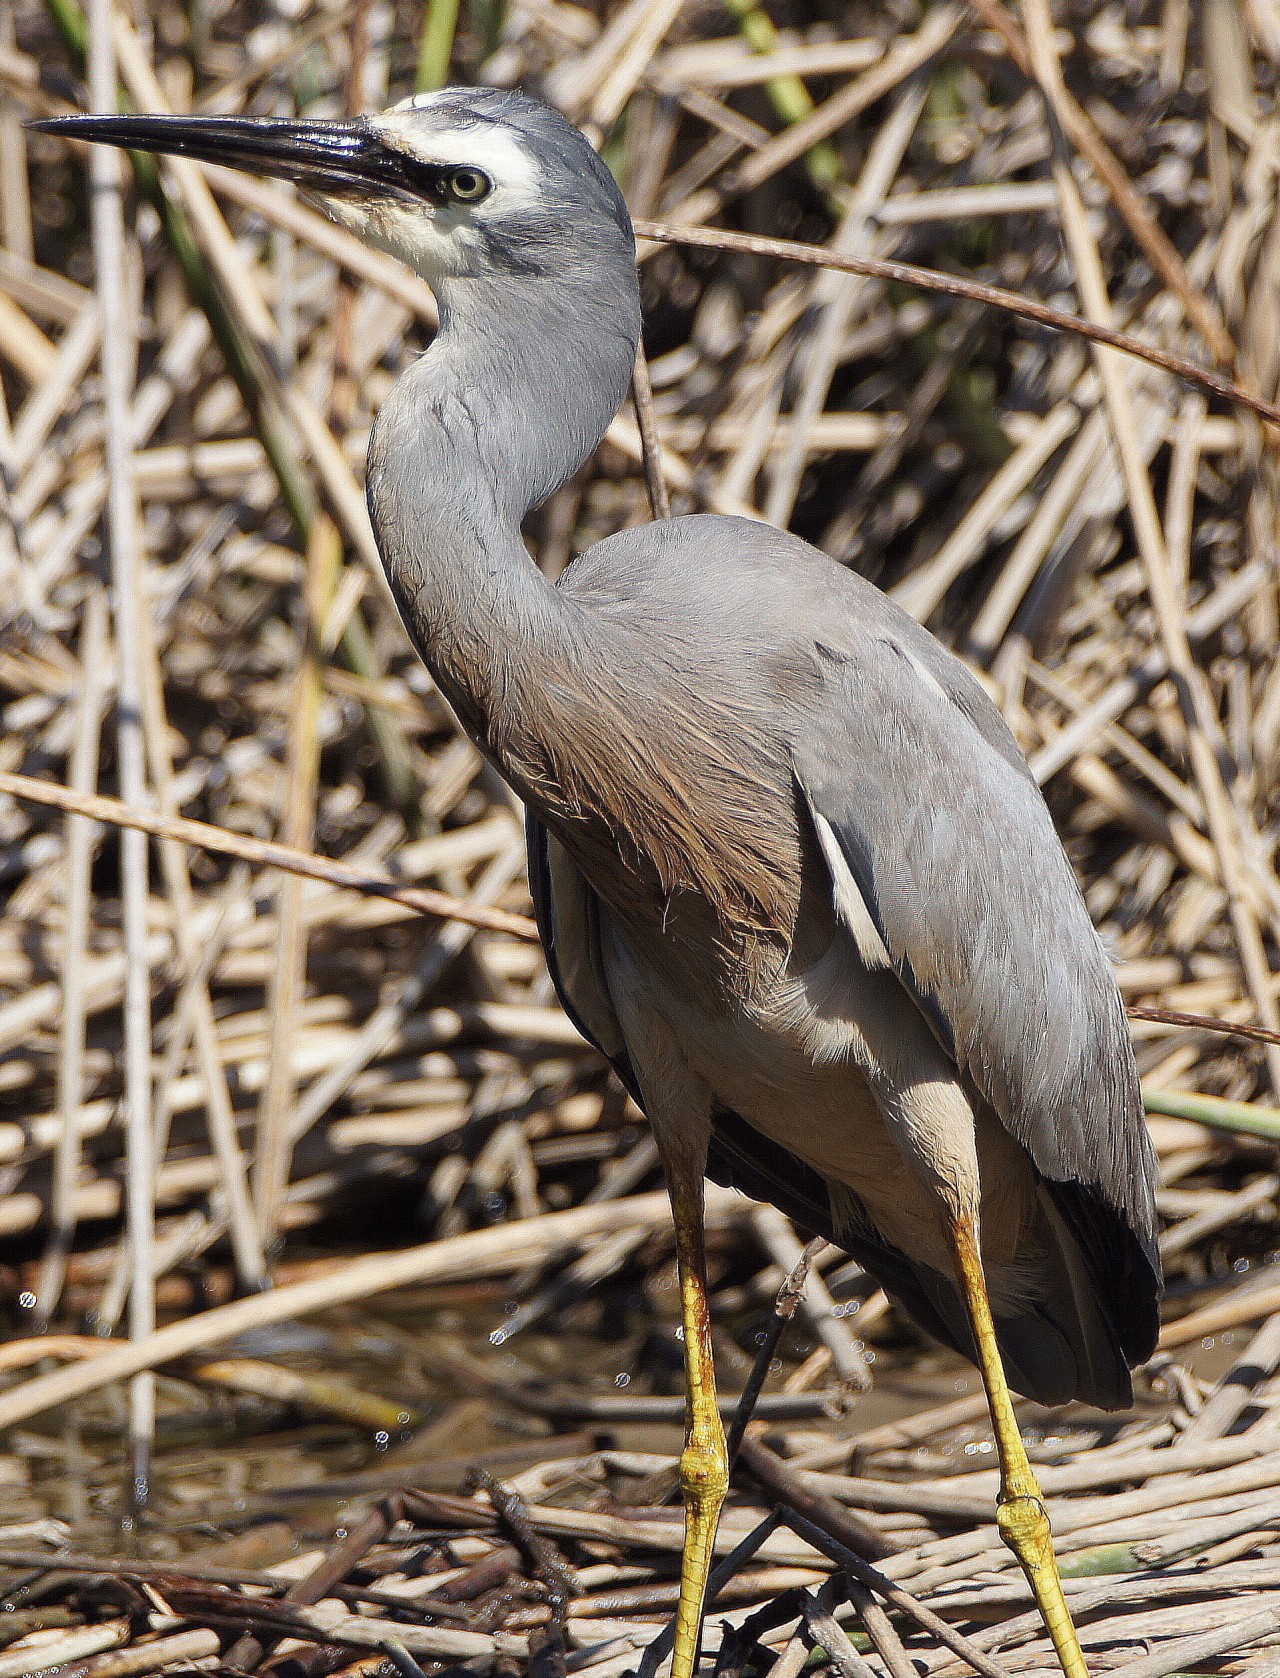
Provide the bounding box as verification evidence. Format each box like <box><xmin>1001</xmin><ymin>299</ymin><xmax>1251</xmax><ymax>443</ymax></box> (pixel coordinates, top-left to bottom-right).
<box><xmin>680</xmin><ymin>1428</ymin><xmax>729</xmax><ymax>1505</ymax></box>
<box><xmin>997</xmin><ymin>1481</ymin><xmax>1088</xmax><ymax>1678</ymax></box>
<box><xmin>996</xmin><ymin>1483</ymin><xmax>1052</xmax><ymax>1565</ymax></box>
<box><xmin>671</xmin><ymin>1418</ymin><xmax>728</xmax><ymax>1678</ymax></box>
<box><xmin>950</xmin><ymin>1215</ymin><xmax>1089</xmax><ymax>1678</ymax></box>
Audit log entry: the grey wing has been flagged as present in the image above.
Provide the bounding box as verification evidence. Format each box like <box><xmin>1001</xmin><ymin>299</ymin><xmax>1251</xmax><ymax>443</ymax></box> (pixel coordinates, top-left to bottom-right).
<box><xmin>525</xmin><ymin>811</ymin><xmax>640</xmax><ymax>1103</ymax></box>
<box><xmin>792</xmin><ymin>623</ymin><xmax>1160</xmax><ymax>1365</ymax></box>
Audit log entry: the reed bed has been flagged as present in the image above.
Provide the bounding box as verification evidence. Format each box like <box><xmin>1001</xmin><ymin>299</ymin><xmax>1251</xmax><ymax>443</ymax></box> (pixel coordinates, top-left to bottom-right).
<box><xmin>1</xmin><ymin>0</ymin><xmax>1280</xmax><ymax>1670</ymax></box>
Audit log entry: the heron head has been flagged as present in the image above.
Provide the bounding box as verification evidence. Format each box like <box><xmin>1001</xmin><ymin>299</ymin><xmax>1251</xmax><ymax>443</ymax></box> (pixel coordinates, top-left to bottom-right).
<box><xmin>30</xmin><ymin>87</ymin><xmax>636</xmax><ymax>289</ymax></box>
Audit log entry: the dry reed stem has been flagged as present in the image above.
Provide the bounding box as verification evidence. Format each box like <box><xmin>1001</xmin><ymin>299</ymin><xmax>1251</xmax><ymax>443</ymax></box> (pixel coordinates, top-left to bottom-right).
<box><xmin>255</xmin><ymin>515</ymin><xmax>339</xmax><ymax>1244</ymax></box>
<box><xmin>1107</xmin><ymin>1604</ymin><xmax>1280</xmax><ymax>1678</ymax></box>
<box><xmin>1022</xmin><ymin>0</ymin><xmax>1280</xmax><ymax>1089</ymax></box>
<box><xmin>85</xmin><ymin>0</ymin><xmax>155</xmax><ymax>1497</ymax></box>
<box><xmin>764</xmin><ymin>78</ymin><xmax>924</xmax><ymax>527</ymax></box>
<box><xmin>965</xmin><ymin>0</ymin><xmax>1235</xmax><ymax>366</ymax></box>
<box><xmin>111</xmin><ymin>17</ymin><xmax>389</xmax><ymax>597</ymax></box>
<box><xmin>4</xmin><ymin>5</ymin><xmax>1280</xmax><ymax>1665</ymax></box>
<box><xmin>135</xmin><ymin>626</ymin><xmax>267</xmax><ymax>1287</ymax></box>
<box><xmin>34</xmin><ymin>585</ymin><xmax>107</xmax><ymax>1324</ymax></box>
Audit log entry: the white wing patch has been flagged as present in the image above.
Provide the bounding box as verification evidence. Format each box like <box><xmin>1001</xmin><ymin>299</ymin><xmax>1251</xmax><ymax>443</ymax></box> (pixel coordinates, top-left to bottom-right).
<box><xmin>896</xmin><ymin>642</ymin><xmax>952</xmax><ymax>708</ymax></box>
<box><xmin>812</xmin><ymin>811</ymin><xmax>893</xmax><ymax>970</ymax></box>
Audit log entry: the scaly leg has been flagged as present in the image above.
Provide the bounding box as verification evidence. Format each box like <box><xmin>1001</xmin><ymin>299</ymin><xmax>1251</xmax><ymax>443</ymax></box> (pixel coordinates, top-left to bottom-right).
<box><xmin>951</xmin><ymin>1213</ymin><xmax>1088</xmax><ymax>1678</ymax></box>
<box><xmin>667</xmin><ymin>1161</ymin><xmax>728</xmax><ymax>1678</ymax></box>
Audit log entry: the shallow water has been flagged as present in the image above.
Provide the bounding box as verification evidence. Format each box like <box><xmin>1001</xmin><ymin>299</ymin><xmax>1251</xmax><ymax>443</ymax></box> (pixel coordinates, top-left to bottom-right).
<box><xmin>4</xmin><ymin>1253</ymin><xmax>1229</xmax><ymax>1562</ymax></box>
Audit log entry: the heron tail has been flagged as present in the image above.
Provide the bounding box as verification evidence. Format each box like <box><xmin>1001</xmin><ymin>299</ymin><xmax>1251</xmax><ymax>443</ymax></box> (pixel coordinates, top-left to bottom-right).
<box><xmin>706</xmin><ymin>1106</ymin><xmax>1160</xmax><ymax>1412</ymax></box>
<box><xmin>908</xmin><ymin>1182</ymin><xmax>1160</xmax><ymax>1411</ymax></box>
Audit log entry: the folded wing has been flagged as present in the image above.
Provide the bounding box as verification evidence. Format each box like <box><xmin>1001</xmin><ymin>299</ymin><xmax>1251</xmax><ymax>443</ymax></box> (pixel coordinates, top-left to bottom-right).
<box><xmin>790</xmin><ymin>614</ymin><xmax>1160</xmax><ymax>1387</ymax></box>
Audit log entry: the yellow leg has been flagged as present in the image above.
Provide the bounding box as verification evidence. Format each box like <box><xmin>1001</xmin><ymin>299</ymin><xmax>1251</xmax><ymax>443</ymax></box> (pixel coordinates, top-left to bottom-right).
<box><xmin>952</xmin><ymin>1215</ymin><xmax>1088</xmax><ymax>1678</ymax></box>
<box><xmin>669</xmin><ymin>1177</ymin><xmax>728</xmax><ymax>1678</ymax></box>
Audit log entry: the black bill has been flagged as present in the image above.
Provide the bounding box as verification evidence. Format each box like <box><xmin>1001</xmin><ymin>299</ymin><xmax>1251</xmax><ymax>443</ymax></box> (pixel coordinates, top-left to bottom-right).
<box><xmin>27</xmin><ymin>113</ymin><xmax>435</xmax><ymax>202</ymax></box>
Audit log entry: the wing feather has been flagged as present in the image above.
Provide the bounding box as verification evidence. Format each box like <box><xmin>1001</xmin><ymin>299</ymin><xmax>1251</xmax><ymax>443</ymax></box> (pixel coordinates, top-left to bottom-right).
<box><xmin>791</xmin><ymin>624</ymin><xmax>1158</xmax><ymax>1279</ymax></box>
<box><xmin>526</xmin><ymin>811</ymin><xmax>641</xmax><ymax>1103</ymax></box>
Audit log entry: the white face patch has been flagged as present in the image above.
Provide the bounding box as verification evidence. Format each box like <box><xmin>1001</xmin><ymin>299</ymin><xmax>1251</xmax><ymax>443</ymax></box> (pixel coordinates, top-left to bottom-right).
<box><xmin>373</xmin><ymin>105</ymin><xmax>543</xmax><ymax>212</ymax></box>
<box><xmin>305</xmin><ymin>105</ymin><xmax>544</xmax><ymax>283</ymax></box>
<box><xmin>313</xmin><ymin>190</ymin><xmax>454</xmax><ymax>277</ymax></box>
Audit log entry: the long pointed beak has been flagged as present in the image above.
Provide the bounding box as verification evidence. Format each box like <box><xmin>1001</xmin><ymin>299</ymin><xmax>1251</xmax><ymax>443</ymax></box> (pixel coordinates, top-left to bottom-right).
<box><xmin>27</xmin><ymin>113</ymin><xmax>421</xmax><ymax>200</ymax></box>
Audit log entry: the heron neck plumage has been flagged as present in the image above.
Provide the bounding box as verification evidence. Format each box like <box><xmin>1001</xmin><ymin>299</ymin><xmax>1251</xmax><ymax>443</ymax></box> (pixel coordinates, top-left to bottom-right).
<box><xmin>367</xmin><ymin>264</ymin><xmax>794</xmax><ymax>943</ymax></box>
<box><xmin>365</xmin><ymin>266</ymin><xmax>638</xmax><ymax>780</ymax></box>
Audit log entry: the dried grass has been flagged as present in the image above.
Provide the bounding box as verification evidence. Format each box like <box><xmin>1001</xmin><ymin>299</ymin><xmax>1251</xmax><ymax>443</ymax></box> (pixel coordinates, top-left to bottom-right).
<box><xmin>1</xmin><ymin>0</ymin><xmax>1280</xmax><ymax>1670</ymax></box>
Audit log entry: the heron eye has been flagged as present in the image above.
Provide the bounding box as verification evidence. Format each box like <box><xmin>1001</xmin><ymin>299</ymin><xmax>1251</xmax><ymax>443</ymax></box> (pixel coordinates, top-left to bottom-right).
<box><xmin>446</xmin><ymin>166</ymin><xmax>490</xmax><ymax>203</ymax></box>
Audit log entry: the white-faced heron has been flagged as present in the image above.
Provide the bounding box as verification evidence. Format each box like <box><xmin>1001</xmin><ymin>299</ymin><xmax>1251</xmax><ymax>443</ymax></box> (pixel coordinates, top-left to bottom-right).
<box><xmin>37</xmin><ymin>87</ymin><xmax>1161</xmax><ymax>1678</ymax></box>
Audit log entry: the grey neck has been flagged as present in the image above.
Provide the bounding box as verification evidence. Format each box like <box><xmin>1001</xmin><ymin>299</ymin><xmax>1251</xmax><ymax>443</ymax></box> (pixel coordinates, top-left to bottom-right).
<box><xmin>366</xmin><ymin>265</ymin><xmax>640</xmax><ymax>743</ymax></box>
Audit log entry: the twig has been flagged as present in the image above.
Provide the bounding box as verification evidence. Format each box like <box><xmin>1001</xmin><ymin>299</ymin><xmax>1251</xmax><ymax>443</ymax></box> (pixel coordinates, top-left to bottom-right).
<box><xmin>223</xmin><ymin>1498</ymin><xmax>400</xmax><ymax>1671</ymax></box>
<box><xmin>843</xmin><ymin>1574</ymin><xmax>916</xmax><ymax>1678</ymax></box>
<box><xmin>1130</xmin><ymin>1004</ymin><xmax>1280</xmax><ymax>1047</ymax></box>
<box><xmin>0</xmin><ymin>771</ymin><xmax>538</xmax><ymax>938</ymax></box>
<box><xmin>751</xmin><ymin>1209</ymin><xmax>869</xmax><ymax>1394</ymax></box>
<box><xmin>476</xmin><ymin>1471</ymin><xmax>572</xmax><ymax>1676</ymax></box>
<box><xmin>775</xmin><ymin>1502</ymin><xmax>1014</xmax><ymax>1678</ymax></box>
<box><xmin>635</xmin><ymin>1512</ymin><xmax>783</xmax><ymax>1678</ymax></box>
<box><xmin>737</xmin><ymin>1435</ymin><xmax>896</xmax><ymax>1562</ymax></box>
<box><xmin>725</xmin><ymin>1234</ymin><xmax>825</xmax><ymax>1466</ymax></box>
<box><xmin>632</xmin><ymin>220</ymin><xmax>1280</xmax><ymax>429</ymax></box>
<box><xmin>631</xmin><ymin>343</ymin><xmax>671</xmax><ymax>521</ymax></box>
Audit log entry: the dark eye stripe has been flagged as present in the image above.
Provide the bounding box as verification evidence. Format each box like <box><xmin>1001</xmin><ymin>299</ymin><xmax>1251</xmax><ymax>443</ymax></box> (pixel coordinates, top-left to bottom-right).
<box><xmin>363</xmin><ymin>152</ymin><xmax>451</xmax><ymax>204</ymax></box>
<box><xmin>367</xmin><ymin>154</ymin><xmax>491</xmax><ymax>206</ymax></box>
<box><xmin>311</xmin><ymin>134</ymin><xmax>469</xmax><ymax>205</ymax></box>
